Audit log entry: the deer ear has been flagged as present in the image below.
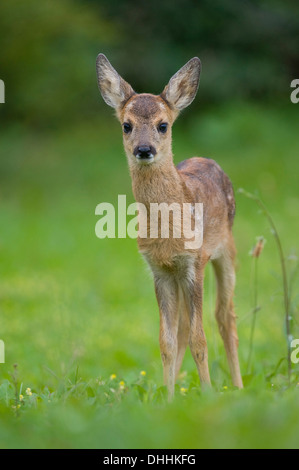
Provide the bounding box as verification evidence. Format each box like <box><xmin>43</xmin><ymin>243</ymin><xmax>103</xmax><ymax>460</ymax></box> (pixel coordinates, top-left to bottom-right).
<box><xmin>96</xmin><ymin>54</ymin><xmax>135</xmax><ymax>109</ymax></box>
<box><xmin>160</xmin><ymin>57</ymin><xmax>201</xmax><ymax>111</ymax></box>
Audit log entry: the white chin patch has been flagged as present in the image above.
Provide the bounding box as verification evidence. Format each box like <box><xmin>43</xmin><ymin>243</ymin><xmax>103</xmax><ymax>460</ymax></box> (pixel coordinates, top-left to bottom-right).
<box><xmin>136</xmin><ymin>155</ymin><xmax>155</xmax><ymax>164</ymax></box>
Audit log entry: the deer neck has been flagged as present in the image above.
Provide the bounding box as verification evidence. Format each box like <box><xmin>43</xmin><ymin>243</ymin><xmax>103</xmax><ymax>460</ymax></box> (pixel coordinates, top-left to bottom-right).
<box><xmin>129</xmin><ymin>154</ymin><xmax>184</xmax><ymax>207</ymax></box>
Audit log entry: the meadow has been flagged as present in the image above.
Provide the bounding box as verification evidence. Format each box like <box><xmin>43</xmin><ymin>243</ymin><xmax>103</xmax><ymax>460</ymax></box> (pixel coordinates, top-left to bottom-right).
<box><xmin>0</xmin><ymin>101</ymin><xmax>299</xmax><ymax>449</ymax></box>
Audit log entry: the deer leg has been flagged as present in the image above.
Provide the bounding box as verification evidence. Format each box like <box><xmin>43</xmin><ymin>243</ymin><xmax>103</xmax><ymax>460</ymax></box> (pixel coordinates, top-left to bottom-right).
<box><xmin>186</xmin><ymin>266</ymin><xmax>211</xmax><ymax>388</ymax></box>
<box><xmin>212</xmin><ymin>239</ymin><xmax>243</xmax><ymax>389</ymax></box>
<box><xmin>154</xmin><ymin>275</ymin><xmax>179</xmax><ymax>400</ymax></box>
<box><xmin>175</xmin><ymin>288</ymin><xmax>190</xmax><ymax>380</ymax></box>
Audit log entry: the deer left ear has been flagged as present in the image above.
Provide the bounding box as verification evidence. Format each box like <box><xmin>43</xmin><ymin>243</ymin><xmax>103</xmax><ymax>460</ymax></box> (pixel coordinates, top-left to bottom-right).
<box><xmin>96</xmin><ymin>54</ymin><xmax>135</xmax><ymax>109</ymax></box>
<box><xmin>160</xmin><ymin>57</ymin><xmax>201</xmax><ymax>112</ymax></box>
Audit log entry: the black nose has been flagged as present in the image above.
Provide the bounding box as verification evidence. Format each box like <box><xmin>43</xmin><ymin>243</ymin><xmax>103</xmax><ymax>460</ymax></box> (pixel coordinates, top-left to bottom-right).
<box><xmin>136</xmin><ymin>146</ymin><xmax>152</xmax><ymax>159</ymax></box>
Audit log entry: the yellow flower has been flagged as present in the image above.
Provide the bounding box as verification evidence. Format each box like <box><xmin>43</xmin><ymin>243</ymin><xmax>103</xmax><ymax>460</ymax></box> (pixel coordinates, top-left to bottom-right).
<box><xmin>110</xmin><ymin>374</ymin><xmax>117</xmax><ymax>380</ymax></box>
<box><xmin>180</xmin><ymin>387</ymin><xmax>187</xmax><ymax>395</ymax></box>
<box><xmin>119</xmin><ymin>380</ymin><xmax>125</xmax><ymax>390</ymax></box>
<box><xmin>19</xmin><ymin>394</ymin><xmax>24</xmax><ymax>401</ymax></box>
<box><xmin>26</xmin><ymin>387</ymin><xmax>32</xmax><ymax>396</ymax></box>
<box><xmin>140</xmin><ymin>370</ymin><xmax>146</xmax><ymax>377</ymax></box>
<box><xmin>222</xmin><ymin>385</ymin><xmax>228</xmax><ymax>390</ymax></box>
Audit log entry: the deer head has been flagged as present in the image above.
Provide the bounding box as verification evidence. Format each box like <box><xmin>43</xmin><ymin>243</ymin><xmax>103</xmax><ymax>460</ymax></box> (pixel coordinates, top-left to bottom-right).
<box><xmin>96</xmin><ymin>54</ymin><xmax>201</xmax><ymax>167</ymax></box>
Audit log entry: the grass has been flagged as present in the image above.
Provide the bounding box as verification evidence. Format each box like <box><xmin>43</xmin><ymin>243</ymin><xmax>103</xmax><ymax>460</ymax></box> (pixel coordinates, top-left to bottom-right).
<box><xmin>0</xmin><ymin>101</ymin><xmax>299</xmax><ymax>448</ymax></box>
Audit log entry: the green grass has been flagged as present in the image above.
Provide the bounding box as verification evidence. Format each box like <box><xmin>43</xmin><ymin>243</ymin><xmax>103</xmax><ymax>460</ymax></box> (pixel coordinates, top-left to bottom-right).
<box><xmin>0</xmin><ymin>102</ymin><xmax>299</xmax><ymax>448</ymax></box>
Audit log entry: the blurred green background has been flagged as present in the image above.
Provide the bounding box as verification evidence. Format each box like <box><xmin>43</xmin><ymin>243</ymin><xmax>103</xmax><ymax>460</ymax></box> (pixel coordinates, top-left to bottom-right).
<box><xmin>0</xmin><ymin>0</ymin><xmax>299</xmax><ymax>449</ymax></box>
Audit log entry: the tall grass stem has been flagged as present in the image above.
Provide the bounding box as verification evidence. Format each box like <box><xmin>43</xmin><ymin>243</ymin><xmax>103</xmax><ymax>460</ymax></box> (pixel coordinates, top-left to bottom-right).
<box><xmin>238</xmin><ymin>189</ymin><xmax>291</xmax><ymax>384</ymax></box>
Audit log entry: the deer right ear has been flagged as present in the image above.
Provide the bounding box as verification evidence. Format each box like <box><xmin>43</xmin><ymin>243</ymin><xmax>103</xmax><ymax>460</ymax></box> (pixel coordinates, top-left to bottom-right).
<box><xmin>161</xmin><ymin>57</ymin><xmax>201</xmax><ymax>112</ymax></box>
<box><xmin>96</xmin><ymin>54</ymin><xmax>135</xmax><ymax>109</ymax></box>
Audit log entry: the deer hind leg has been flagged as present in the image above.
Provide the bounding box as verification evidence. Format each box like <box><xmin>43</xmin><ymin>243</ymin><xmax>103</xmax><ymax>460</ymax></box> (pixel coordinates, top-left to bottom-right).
<box><xmin>212</xmin><ymin>239</ymin><xmax>243</xmax><ymax>388</ymax></box>
<box><xmin>154</xmin><ymin>275</ymin><xmax>179</xmax><ymax>400</ymax></box>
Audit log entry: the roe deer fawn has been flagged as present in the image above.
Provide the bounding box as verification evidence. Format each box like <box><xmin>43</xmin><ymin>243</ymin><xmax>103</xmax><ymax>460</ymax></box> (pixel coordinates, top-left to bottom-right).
<box><xmin>96</xmin><ymin>54</ymin><xmax>243</xmax><ymax>398</ymax></box>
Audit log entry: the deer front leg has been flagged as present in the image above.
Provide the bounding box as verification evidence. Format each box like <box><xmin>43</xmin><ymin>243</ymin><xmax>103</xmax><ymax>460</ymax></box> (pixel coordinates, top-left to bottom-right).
<box><xmin>185</xmin><ymin>268</ymin><xmax>211</xmax><ymax>389</ymax></box>
<box><xmin>154</xmin><ymin>275</ymin><xmax>179</xmax><ymax>400</ymax></box>
<box><xmin>175</xmin><ymin>292</ymin><xmax>190</xmax><ymax>380</ymax></box>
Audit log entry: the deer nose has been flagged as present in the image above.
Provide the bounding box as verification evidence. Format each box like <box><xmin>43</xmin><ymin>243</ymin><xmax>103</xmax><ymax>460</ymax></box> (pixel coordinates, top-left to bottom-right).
<box><xmin>136</xmin><ymin>146</ymin><xmax>152</xmax><ymax>159</ymax></box>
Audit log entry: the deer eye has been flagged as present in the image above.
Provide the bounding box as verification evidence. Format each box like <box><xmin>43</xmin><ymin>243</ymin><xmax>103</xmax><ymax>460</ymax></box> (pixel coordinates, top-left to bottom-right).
<box><xmin>158</xmin><ymin>122</ymin><xmax>168</xmax><ymax>134</ymax></box>
<box><xmin>123</xmin><ymin>122</ymin><xmax>132</xmax><ymax>134</ymax></box>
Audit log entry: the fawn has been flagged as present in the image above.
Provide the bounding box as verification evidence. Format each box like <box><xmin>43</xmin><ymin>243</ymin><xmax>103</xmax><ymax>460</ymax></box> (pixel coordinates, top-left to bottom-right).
<box><xmin>96</xmin><ymin>54</ymin><xmax>243</xmax><ymax>397</ymax></box>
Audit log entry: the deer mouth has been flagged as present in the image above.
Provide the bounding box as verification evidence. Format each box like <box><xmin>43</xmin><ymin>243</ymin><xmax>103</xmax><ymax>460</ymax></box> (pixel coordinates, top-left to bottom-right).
<box><xmin>136</xmin><ymin>153</ymin><xmax>155</xmax><ymax>164</ymax></box>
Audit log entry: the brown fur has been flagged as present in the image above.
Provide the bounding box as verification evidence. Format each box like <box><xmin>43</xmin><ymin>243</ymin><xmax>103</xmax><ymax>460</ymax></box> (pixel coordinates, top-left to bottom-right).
<box><xmin>96</xmin><ymin>54</ymin><xmax>243</xmax><ymax>398</ymax></box>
